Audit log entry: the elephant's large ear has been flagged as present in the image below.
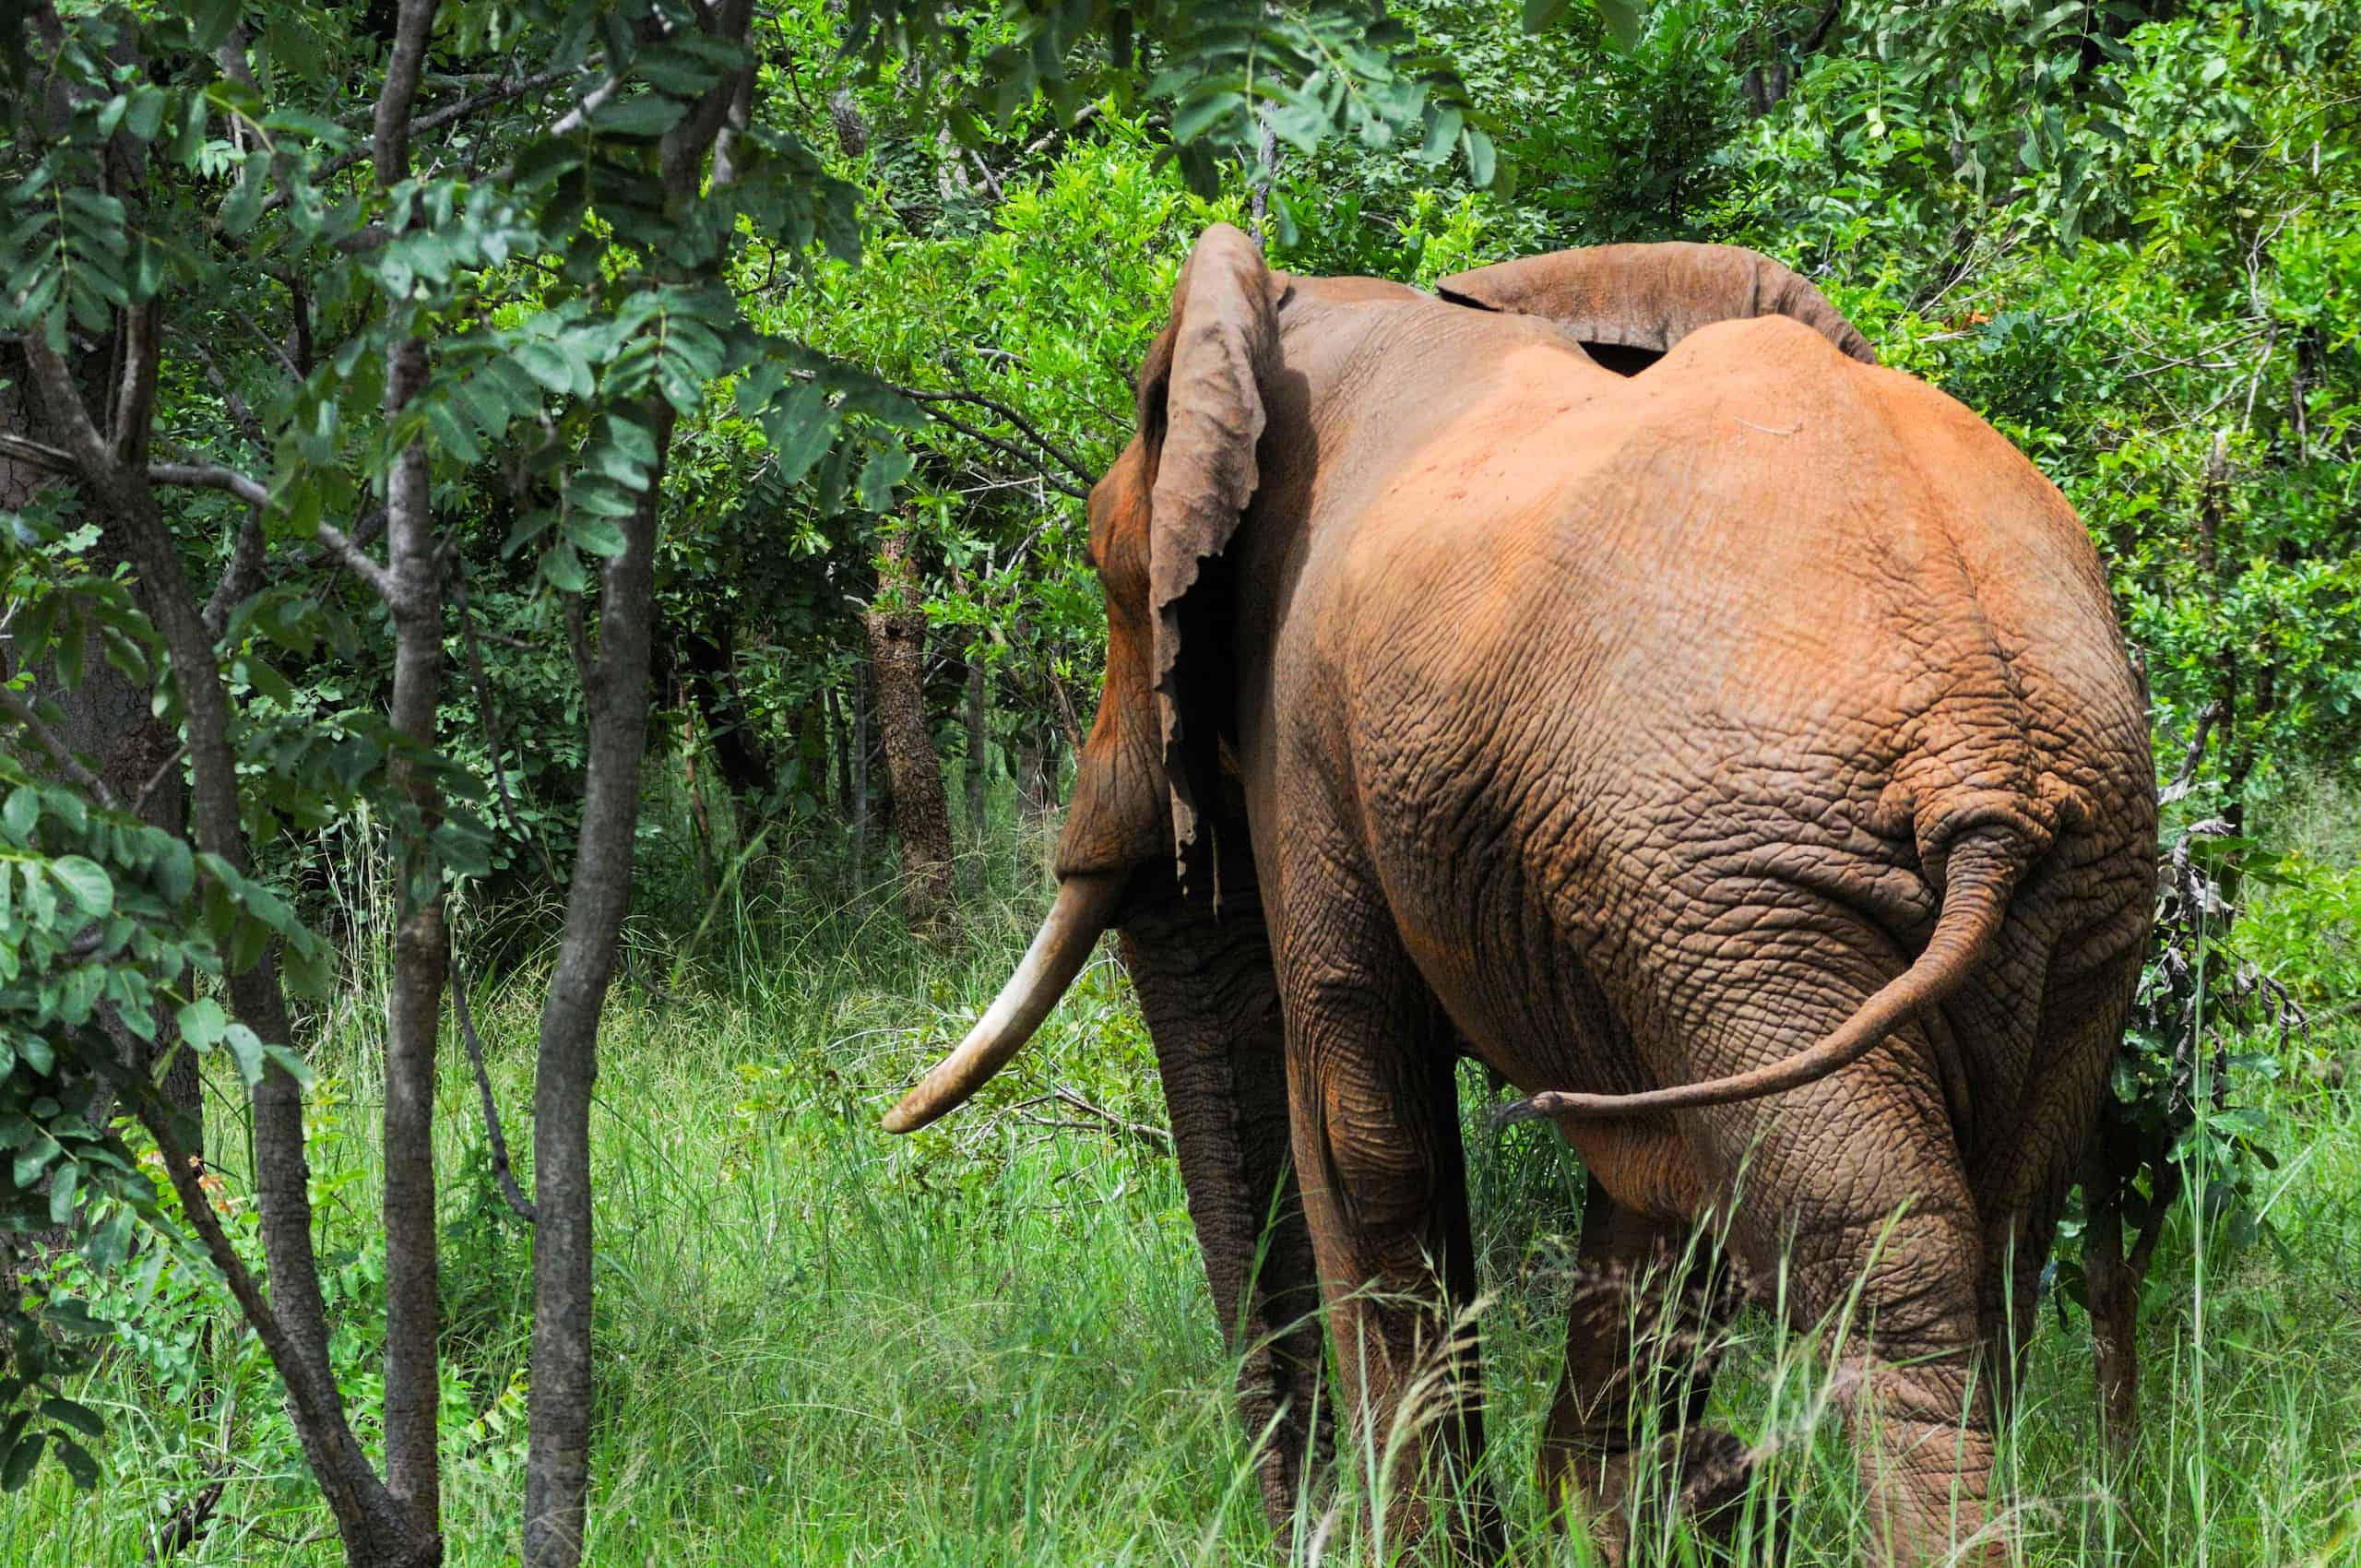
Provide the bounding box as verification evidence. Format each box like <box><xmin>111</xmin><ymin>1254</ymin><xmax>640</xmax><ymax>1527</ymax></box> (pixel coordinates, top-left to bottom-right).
<box><xmin>1146</xmin><ymin>223</ymin><xmax>1280</xmax><ymax>880</ymax></box>
<box><xmin>1437</xmin><ymin>242</ymin><xmax>1876</xmax><ymax>367</ymax></box>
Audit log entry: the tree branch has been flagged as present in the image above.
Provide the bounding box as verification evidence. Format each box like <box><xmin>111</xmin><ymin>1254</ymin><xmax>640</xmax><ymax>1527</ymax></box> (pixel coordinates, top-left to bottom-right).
<box><xmin>896</xmin><ymin>384</ymin><xmax>1096</xmax><ymax>488</ymax></box>
<box><xmin>0</xmin><ymin>683</ymin><xmax>122</xmax><ymax>810</ymax></box>
<box><xmin>452</xmin><ymin>960</ymin><xmax>538</xmax><ymax>1223</ymax></box>
<box><xmin>110</xmin><ymin>299</ymin><xmax>160</xmax><ymax>467</ymax></box>
<box><xmin>0</xmin><ymin>430</ymin><xmax>77</xmax><ymax>474</ymax></box>
<box><xmin>263</xmin><ymin>67</ymin><xmax>585</xmax><ymax>213</ymax></box>
<box><xmin>311</xmin><ymin>521</ymin><xmax>401</xmax><ymax>607</ymax></box>
<box><xmin>15</xmin><ymin>333</ymin><xmax>110</xmax><ymax>476</ymax></box>
<box><xmin>201</xmin><ymin>507</ymin><xmax>269</xmax><ymax>640</ymax></box>
<box><xmin>148</xmin><ymin>461</ymin><xmax>269</xmax><ymax>509</ymax></box>
<box><xmin>133</xmin><ymin>743</ymin><xmax>187</xmax><ymax>818</ymax></box>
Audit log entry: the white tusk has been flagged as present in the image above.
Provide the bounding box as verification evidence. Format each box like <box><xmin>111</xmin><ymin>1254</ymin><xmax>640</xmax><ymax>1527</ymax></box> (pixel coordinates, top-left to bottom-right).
<box><xmin>880</xmin><ymin>872</ymin><xmax>1126</xmax><ymax>1134</ymax></box>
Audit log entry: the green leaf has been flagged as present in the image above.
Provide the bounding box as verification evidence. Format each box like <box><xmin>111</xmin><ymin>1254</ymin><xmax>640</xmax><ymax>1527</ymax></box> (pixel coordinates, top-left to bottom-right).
<box><xmin>219</xmin><ymin>1023</ymin><xmax>266</xmax><ymax>1087</ymax></box>
<box><xmin>2</xmin><ymin>786</ymin><xmax>37</xmax><ymax>840</ymax></box>
<box><xmin>540</xmin><ymin>540</ymin><xmax>587</xmax><ymax>594</ymax></box>
<box><xmin>3</xmin><ymin>1431</ymin><xmax>43</xmax><ymax>1491</ymax></box>
<box><xmin>857</xmin><ymin>441</ymin><xmax>915</xmax><ymax>511</ymax></box>
<box><xmin>590</xmin><ymin>95</ymin><xmax>689</xmax><ymax>138</ymax></box>
<box><xmin>1170</xmin><ymin>90</ymin><xmax>1244</xmax><ymax>146</ymax></box>
<box><xmin>564</xmin><ymin>515</ymin><xmax>629</xmax><ymax>559</ymax></box>
<box><xmin>46</xmin><ymin>1160</ymin><xmax>77</xmax><ymax>1227</ymax></box>
<box><xmin>49</xmin><ymin>857</ymin><xmax>112</xmax><ymax>918</ymax></box>
<box><xmin>52</xmin><ymin>1437</ymin><xmax>96</xmax><ymax>1491</ymax></box>
<box><xmin>176</xmin><ymin>998</ymin><xmax>227</xmax><ymax>1051</ymax></box>
<box><xmin>1589</xmin><ymin>0</ymin><xmax>1644</xmax><ymax>47</ymax></box>
<box><xmin>125</xmin><ymin>86</ymin><xmax>168</xmax><ymax>143</ymax></box>
<box><xmin>1463</xmin><ymin>128</ymin><xmax>1498</xmax><ymax>190</ymax></box>
<box><xmin>38</xmin><ymin>1399</ymin><xmax>101</xmax><ymax>1442</ymax></box>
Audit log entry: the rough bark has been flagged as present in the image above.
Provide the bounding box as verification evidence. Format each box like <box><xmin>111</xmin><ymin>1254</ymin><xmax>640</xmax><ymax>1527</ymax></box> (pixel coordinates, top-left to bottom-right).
<box><xmin>826</xmin><ymin>88</ymin><xmax>869</xmax><ymax>158</ymax></box>
<box><xmin>865</xmin><ymin>533</ymin><xmax>956</xmax><ymax>932</ymax></box>
<box><xmin>852</xmin><ymin>662</ymin><xmax>872</xmax><ymax>886</ymax></box>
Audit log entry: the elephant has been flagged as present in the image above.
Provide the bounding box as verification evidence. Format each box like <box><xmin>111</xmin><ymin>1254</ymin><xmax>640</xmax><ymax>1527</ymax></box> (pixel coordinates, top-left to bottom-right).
<box><xmin>883</xmin><ymin>225</ymin><xmax>2156</xmax><ymax>1565</ymax></box>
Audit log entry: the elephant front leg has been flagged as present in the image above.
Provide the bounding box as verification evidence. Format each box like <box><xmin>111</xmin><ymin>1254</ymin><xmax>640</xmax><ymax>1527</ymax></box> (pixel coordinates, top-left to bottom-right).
<box><xmin>1116</xmin><ymin>859</ymin><xmax>1332</xmax><ymax>1536</ymax></box>
<box><xmin>1280</xmin><ymin>895</ymin><xmax>1499</xmax><ymax>1558</ymax></box>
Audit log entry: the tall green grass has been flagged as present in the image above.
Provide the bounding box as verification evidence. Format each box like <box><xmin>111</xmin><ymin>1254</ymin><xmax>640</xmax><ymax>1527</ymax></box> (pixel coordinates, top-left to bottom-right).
<box><xmin>4</xmin><ymin>806</ymin><xmax>2358</xmax><ymax>1565</ymax></box>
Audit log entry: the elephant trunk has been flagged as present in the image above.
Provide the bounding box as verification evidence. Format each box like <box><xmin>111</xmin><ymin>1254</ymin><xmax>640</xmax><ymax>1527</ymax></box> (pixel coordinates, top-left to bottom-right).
<box><xmin>880</xmin><ymin>870</ymin><xmax>1127</xmax><ymax>1134</ymax></box>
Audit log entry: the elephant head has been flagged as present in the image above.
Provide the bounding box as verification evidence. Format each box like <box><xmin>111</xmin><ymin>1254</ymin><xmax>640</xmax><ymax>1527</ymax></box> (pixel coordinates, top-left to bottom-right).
<box><xmin>881</xmin><ymin>223</ymin><xmax>1286</xmax><ymax>1134</ymax></box>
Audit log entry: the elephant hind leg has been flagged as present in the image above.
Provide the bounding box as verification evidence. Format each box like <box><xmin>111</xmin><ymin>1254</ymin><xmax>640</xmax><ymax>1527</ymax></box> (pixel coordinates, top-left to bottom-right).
<box><xmin>1971</xmin><ymin>947</ymin><xmax>2141</xmax><ymax>1422</ymax></box>
<box><xmin>1540</xmin><ymin>1180</ymin><xmax>1754</xmax><ymax>1566</ymax></box>
<box><xmin>1766</xmin><ymin>1111</ymin><xmax>1999</xmax><ymax>1568</ymax></box>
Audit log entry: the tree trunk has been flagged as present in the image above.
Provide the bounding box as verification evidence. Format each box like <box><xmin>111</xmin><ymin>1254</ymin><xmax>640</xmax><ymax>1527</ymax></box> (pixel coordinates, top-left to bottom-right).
<box><xmin>864</xmin><ymin>533</ymin><xmax>956</xmax><ymax>933</ymax></box>
<box><xmin>525</xmin><ymin>402</ymin><xmax>673</xmax><ymax>1568</ymax></box>
<box><xmin>851</xmin><ymin>662</ymin><xmax>871</xmax><ymax>888</ymax></box>
<box><xmin>1</xmin><ymin>349</ymin><xmax>199</xmax><ymax>1127</ymax></box>
<box><xmin>380</xmin><ymin>325</ymin><xmax>447</xmax><ymax>1549</ymax></box>
<box><xmin>826</xmin><ymin>682</ymin><xmax>853</xmax><ymax>824</ymax></box>
<box><xmin>963</xmin><ymin>636</ymin><xmax>989</xmax><ymax>836</ymax></box>
<box><xmin>1016</xmin><ymin>726</ymin><xmax>1062</xmax><ymax>821</ymax></box>
<box><xmin>682</xmin><ymin>703</ymin><xmax>719</xmax><ymax>898</ymax></box>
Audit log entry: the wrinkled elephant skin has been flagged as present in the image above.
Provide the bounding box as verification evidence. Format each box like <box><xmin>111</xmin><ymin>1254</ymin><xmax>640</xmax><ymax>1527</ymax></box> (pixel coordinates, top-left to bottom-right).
<box><xmin>888</xmin><ymin>227</ymin><xmax>2156</xmax><ymax>1565</ymax></box>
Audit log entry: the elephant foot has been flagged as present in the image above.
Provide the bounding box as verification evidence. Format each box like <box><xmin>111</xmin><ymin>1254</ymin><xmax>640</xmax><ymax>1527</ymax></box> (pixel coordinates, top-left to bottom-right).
<box><xmin>1556</xmin><ymin>1426</ymin><xmax>1767</xmax><ymax>1567</ymax></box>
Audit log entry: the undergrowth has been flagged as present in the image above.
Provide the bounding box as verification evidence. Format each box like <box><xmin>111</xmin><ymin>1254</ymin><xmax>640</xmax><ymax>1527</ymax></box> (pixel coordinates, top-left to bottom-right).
<box><xmin>2</xmin><ymin>800</ymin><xmax>2357</xmax><ymax>1565</ymax></box>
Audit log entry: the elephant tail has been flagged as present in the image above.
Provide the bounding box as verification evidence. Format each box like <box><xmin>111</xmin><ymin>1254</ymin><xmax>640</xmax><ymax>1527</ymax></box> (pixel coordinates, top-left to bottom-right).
<box><xmin>1492</xmin><ymin>828</ymin><xmax>2024</xmax><ymax>1124</ymax></box>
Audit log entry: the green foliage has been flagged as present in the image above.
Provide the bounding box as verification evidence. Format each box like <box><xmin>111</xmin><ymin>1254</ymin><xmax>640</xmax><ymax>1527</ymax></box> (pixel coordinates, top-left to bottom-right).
<box><xmin>4</xmin><ymin>0</ymin><xmax>2357</xmax><ymax>1539</ymax></box>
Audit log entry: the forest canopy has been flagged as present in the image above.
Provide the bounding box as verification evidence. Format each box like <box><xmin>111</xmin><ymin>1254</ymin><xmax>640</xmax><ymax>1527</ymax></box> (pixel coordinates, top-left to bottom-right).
<box><xmin>0</xmin><ymin>0</ymin><xmax>2356</xmax><ymax>1563</ymax></box>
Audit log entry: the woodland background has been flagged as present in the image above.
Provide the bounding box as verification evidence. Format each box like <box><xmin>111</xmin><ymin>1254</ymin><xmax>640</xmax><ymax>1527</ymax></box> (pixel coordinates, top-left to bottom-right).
<box><xmin>0</xmin><ymin>0</ymin><xmax>2357</xmax><ymax>1563</ymax></box>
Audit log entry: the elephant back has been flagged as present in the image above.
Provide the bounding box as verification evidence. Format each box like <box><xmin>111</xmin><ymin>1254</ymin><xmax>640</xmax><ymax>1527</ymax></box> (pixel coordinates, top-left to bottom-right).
<box><xmin>1435</xmin><ymin>243</ymin><xmax>1875</xmax><ymax>370</ymax></box>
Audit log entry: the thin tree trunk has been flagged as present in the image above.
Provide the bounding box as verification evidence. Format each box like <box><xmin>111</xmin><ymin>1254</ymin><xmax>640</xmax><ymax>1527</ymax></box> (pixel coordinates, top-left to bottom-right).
<box><xmin>826</xmin><ymin>682</ymin><xmax>853</xmax><ymax>823</ymax></box>
<box><xmin>682</xmin><ymin>699</ymin><xmax>719</xmax><ymax>897</ymax></box>
<box><xmin>523</xmin><ymin>400</ymin><xmax>673</xmax><ymax>1568</ymax></box>
<box><xmin>864</xmin><ymin>533</ymin><xmax>956</xmax><ymax>932</ymax></box>
<box><xmin>2082</xmin><ymin>1177</ymin><xmax>2137</xmax><ymax>1456</ymax></box>
<box><xmin>963</xmin><ymin>636</ymin><xmax>988</xmax><ymax>835</ymax></box>
<box><xmin>852</xmin><ymin>662</ymin><xmax>871</xmax><ymax>887</ymax></box>
<box><xmin>1017</xmin><ymin>726</ymin><xmax>1062</xmax><ymax>820</ymax></box>
<box><xmin>525</xmin><ymin>23</ymin><xmax>751</xmax><ymax>1554</ymax></box>
<box><xmin>678</xmin><ymin>627</ymin><xmax>770</xmax><ymax>809</ymax></box>
<box><xmin>374</xmin><ymin>4</ymin><xmax>448</xmax><ymax>1538</ymax></box>
<box><xmin>380</xmin><ymin>329</ymin><xmax>447</xmax><ymax>1545</ymax></box>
